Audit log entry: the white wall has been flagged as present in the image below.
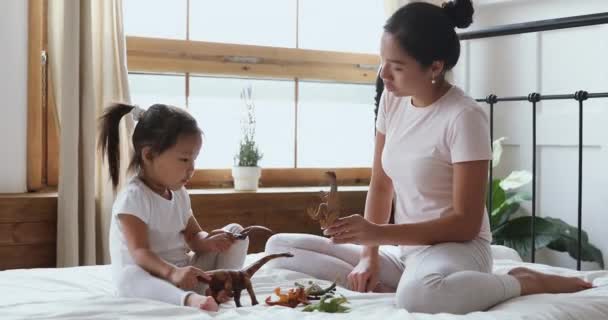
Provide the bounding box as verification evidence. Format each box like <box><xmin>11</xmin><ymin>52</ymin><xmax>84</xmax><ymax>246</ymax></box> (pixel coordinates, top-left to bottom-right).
<box><xmin>0</xmin><ymin>0</ymin><xmax>28</xmax><ymax>193</ymax></box>
<box><xmin>453</xmin><ymin>0</ymin><xmax>608</xmax><ymax>269</ymax></box>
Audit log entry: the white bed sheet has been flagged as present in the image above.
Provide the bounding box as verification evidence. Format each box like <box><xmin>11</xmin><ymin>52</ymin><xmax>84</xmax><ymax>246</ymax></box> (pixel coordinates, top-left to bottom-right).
<box><xmin>2</xmin><ymin>248</ymin><xmax>608</xmax><ymax>320</ymax></box>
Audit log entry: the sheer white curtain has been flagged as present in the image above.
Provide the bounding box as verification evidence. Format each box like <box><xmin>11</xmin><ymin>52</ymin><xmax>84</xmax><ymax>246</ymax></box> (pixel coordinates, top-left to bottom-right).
<box><xmin>48</xmin><ymin>0</ymin><xmax>133</xmax><ymax>266</ymax></box>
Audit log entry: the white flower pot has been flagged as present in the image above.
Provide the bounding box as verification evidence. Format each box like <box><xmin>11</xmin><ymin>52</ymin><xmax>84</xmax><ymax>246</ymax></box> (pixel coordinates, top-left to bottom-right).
<box><xmin>232</xmin><ymin>166</ymin><xmax>261</xmax><ymax>191</ymax></box>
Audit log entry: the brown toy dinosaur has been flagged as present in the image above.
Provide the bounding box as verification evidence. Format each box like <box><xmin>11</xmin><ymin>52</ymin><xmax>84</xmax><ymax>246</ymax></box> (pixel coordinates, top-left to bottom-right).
<box><xmin>198</xmin><ymin>252</ymin><xmax>294</xmax><ymax>307</ymax></box>
<box><xmin>307</xmin><ymin>171</ymin><xmax>341</xmax><ymax>229</ymax></box>
<box><xmin>229</xmin><ymin>225</ymin><xmax>273</xmax><ymax>240</ymax></box>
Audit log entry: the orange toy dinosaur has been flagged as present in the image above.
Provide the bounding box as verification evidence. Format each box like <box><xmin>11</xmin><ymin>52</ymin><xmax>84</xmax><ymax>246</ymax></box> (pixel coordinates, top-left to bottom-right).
<box><xmin>265</xmin><ymin>287</ymin><xmax>310</xmax><ymax>308</ymax></box>
<box><xmin>307</xmin><ymin>171</ymin><xmax>341</xmax><ymax>229</ymax></box>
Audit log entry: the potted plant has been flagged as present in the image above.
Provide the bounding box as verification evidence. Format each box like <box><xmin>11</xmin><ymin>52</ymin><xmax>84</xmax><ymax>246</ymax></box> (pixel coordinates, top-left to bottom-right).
<box><xmin>232</xmin><ymin>85</ymin><xmax>263</xmax><ymax>191</ymax></box>
<box><xmin>489</xmin><ymin>137</ymin><xmax>603</xmax><ymax>268</ymax></box>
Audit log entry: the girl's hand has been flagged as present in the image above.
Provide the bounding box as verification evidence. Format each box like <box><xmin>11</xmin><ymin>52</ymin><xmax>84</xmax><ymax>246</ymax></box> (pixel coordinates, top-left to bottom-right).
<box><xmin>347</xmin><ymin>256</ymin><xmax>380</xmax><ymax>292</ymax></box>
<box><xmin>201</xmin><ymin>231</ymin><xmax>236</xmax><ymax>252</ymax></box>
<box><xmin>168</xmin><ymin>266</ymin><xmax>210</xmax><ymax>290</ymax></box>
<box><xmin>207</xmin><ymin>229</ymin><xmax>226</xmax><ymax>237</ymax></box>
<box><xmin>323</xmin><ymin>214</ymin><xmax>382</xmax><ymax>245</ymax></box>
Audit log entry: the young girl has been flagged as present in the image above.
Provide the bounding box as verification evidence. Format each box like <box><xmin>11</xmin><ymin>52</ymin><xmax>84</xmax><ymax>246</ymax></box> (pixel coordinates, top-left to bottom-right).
<box><xmin>99</xmin><ymin>103</ymin><xmax>249</xmax><ymax>311</ymax></box>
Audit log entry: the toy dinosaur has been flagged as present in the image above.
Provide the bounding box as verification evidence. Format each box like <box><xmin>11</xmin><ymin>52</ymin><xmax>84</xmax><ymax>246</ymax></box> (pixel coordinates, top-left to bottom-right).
<box><xmin>198</xmin><ymin>252</ymin><xmax>293</xmax><ymax>307</ymax></box>
<box><xmin>307</xmin><ymin>171</ymin><xmax>341</xmax><ymax>229</ymax></box>
<box><xmin>295</xmin><ymin>280</ymin><xmax>337</xmax><ymax>300</ymax></box>
<box><xmin>265</xmin><ymin>287</ymin><xmax>310</xmax><ymax>308</ymax></box>
<box><xmin>230</xmin><ymin>225</ymin><xmax>273</xmax><ymax>240</ymax></box>
<box><xmin>302</xmin><ymin>293</ymin><xmax>351</xmax><ymax>313</ymax></box>
<box><xmin>265</xmin><ymin>281</ymin><xmax>338</xmax><ymax>308</ymax></box>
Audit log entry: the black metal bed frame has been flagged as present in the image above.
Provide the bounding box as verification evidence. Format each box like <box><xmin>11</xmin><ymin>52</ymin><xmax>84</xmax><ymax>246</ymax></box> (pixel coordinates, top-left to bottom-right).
<box><xmin>460</xmin><ymin>12</ymin><xmax>608</xmax><ymax>270</ymax></box>
<box><xmin>374</xmin><ymin>12</ymin><xmax>608</xmax><ymax>270</ymax></box>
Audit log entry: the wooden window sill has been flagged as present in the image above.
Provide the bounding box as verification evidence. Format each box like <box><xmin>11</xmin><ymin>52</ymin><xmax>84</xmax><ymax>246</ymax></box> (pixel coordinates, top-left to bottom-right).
<box><xmin>188</xmin><ymin>185</ymin><xmax>368</xmax><ymax>195</ymax></box>
<box><xmin>0</xmin><ymin>185</ymin><xmax>368</xmax><ymax>199</ymax></box>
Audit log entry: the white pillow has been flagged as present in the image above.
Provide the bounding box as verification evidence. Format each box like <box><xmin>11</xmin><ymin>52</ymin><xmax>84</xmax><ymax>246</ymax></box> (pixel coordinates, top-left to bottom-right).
<box><xmin>491</xmin><ymin>245</ymin><xmax>523</xmax><ymax>262</ymax></box>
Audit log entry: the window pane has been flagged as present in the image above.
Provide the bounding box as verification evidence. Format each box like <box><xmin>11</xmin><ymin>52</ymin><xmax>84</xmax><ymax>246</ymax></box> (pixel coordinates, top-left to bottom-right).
<box><xmin>128</xmin><ymin>73</ymin><xmax>186</xmax><ymax>109</ymax></box>
<box><xmin>297</xmin><ymin>82</ymin><xmax>375</xmax><ymax>168</ymax></box>
<box><xmin>189</xmin><ymin>77</ymin><xmax>295</xmax><ymax>169</ymax></box>
<box><xmin>123</xmin><ymin>0</ymin><xmax>187</xmax><ymax>39</ymax></box>
<box><xmin>189</xmin><ymin>0</ymin><xmax>297</xmax><ymax>47</ymax></box>
<box><xmin>298</xmin><ymin>0</ymin><xmax>384</xmax><ymax>54</ymax></box>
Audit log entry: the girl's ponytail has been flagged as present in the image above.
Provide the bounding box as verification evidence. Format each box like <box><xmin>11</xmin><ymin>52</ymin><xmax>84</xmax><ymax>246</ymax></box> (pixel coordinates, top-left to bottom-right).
<box><xmin>98</xmin><ymin>103</ymin><xmax>135</xmax><ymax>189</ymax></box>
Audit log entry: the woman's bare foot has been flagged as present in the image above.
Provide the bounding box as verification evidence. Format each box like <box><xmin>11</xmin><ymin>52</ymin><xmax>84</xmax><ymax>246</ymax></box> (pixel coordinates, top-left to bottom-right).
<box><xmin>186</xmin><ymin>293</ymin><xmax>219</xmax><ymax>312</ymax></box>
<box><xmin>508</xmin><ymin>267</ymin><xmax>593</xmax><ymax>296</ymax></box>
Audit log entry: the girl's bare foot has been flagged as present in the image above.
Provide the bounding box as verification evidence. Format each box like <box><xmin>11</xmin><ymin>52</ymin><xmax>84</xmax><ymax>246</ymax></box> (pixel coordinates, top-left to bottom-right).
<box><xmin>186</xmin><ymin>293</ymin><xmax>219</xmax><ymax>312</ymax></box>
<box><xmin>508</xmin><ymin>267</ymin><xmax>593</xmax><ymax>296</ymax></box>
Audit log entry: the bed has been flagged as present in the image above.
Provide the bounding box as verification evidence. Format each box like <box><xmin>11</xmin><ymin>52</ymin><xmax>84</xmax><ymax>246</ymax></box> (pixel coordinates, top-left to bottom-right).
<box><xmin>2</xmin><ymin>247</ymin><xmax>608</xmax><ymax>320</ymax></box>
<box><xmin>4</xmin><ymin>9</ymin><xmax>608</xmax><ymax>320</ymax></box>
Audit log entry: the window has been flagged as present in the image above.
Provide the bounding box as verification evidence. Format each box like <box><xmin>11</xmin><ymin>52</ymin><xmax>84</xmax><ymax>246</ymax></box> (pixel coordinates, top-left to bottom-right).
<box><xmin>123</xmin><ymin>1</ymin><xmax>382</xmax><ymax>187</ymax></box>
<box><xmin>189</xmin><ymin>0</ymin><xmax>297</xmax><ymax>47</ymax></box>
<box><xmin>297</xmin><ymin>81</ymin><xmax>375</xmax><ymax>168</ymax></box>
<box><xmin>123</xmin><ymin>0</ymin><xmax>187</xmax><ymax>39</ymax></box>
<box><xmin>188</xmin><ymin>77</ymin><xmax>295</xmax><ymax>169</ymax></box>
<box><xmin>129</xmin><ymin>73</ymin><xmax>186</xmax><ymax>108</ymax></box>
<box><xmin>298</xmin><ymin>0</ymin><xmax>384</xmax><ymax>54</ymax></box>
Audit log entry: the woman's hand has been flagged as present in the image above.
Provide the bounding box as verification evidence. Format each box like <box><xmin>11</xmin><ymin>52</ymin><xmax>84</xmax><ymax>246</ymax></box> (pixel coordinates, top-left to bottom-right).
<box><xmin>323</xmin><ymin>214</ymin><xmax>382</xmax><ymax>245</ymax></box>
<box><xmin>347</xmin><ymin>256</ymin><xmax>380</xmax><ymax>292</ymax></box>
<box><xmin>168</xmin><ymin>266</ymin><xmax>210</xmax><ymax>290</ymax></box>
<box><xmin>200</xmin><ymin>231</ymin><xmax>236</xmax><ymax>252</ymax></box>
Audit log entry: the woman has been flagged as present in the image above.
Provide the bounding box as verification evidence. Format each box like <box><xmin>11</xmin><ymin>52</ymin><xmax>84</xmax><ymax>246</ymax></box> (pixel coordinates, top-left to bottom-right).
<box><xmin>265</xmin><ymin>0</ymin><xmax>592</xmax><ymax>314</ymax></box>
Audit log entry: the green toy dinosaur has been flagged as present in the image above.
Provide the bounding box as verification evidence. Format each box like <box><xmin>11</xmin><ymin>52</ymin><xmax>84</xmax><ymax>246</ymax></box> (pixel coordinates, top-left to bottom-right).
<box><xmin>294</xmin><ymin>280</ymin><xmax>337</xmax><ymax>299</ymax></box>
<box><xmin>302</xmin><ymin>293</ymin><xmax>350</xmax><ymax>313</ymax></box>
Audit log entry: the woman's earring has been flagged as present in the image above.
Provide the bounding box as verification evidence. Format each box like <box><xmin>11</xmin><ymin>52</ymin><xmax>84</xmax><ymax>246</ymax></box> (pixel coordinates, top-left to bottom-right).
<box><xmin>431</xmin><ymin>76</ymin><xmax>436</xmax><ymax>85</ymax></box>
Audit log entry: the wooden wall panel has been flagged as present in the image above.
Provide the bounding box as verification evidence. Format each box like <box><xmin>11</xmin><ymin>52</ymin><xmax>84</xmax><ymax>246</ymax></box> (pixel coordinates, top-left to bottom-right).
<box><xmin>0</xmin><ymin>194</ymin><xmax>57</xmax><ymax>270</ymax></box>
<box><xmin>191</xmin><ymin>189</ymin><xmax>367</xmax><ymax>253</ymax></box>
<box><xmin>0</xmin><ymin>244</ymin><xmax>56</xmax><ymax>270</ymax></box>
<box><xmin>0</xmin><ymin>189</ymin><xmax>367</xmax><ymax>269</ymax></box>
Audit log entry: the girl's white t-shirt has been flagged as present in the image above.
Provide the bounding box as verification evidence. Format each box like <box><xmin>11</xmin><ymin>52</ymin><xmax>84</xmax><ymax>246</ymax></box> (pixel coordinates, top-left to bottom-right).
<box><xmin>376</xmin><ymin>86</ymin><xmax>492</xmax><ymax>243</ymax></box>
<box><xmin>109</xmin><ymin>177</ymin><xmax>193</xmax><ymax>280</ymax></box>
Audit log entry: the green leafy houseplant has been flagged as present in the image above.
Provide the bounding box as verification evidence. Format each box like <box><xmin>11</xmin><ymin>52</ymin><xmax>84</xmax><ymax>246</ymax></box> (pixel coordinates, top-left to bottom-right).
<box><xmin>489</xmin><ymin>138</ymin><xmax>604</xmax><ymax>268</ymax></box>
<box><xmin>234</xmin><ymin>85</ymin><xmax>262</xmax><ymax>167</ymax></box>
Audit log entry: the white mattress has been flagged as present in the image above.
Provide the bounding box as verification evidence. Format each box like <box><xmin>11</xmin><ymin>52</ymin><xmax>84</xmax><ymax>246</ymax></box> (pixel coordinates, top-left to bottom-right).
<box><xmin>2</xmin><ymin>247</ymin><xmax>608</xmax><ymax>320</ymax></box>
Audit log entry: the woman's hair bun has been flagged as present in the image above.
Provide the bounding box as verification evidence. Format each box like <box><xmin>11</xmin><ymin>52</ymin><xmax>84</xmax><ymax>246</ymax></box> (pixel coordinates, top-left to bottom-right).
<box><xmin>442</xmin><ymin>0</ymin><xmax>474</xmax><ymax>29</ymax></box>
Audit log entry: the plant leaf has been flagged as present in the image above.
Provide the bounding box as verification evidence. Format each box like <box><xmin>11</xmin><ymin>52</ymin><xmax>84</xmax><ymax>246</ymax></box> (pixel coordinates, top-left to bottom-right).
<box><xmin>490</xmin><ymin>188</ymin><xmax>530</xmax><ymax>230</ymax></box>
<box><xmin>499</xmin><ymin>170</ymin><xmax>532</xmax><ymax>191</ymax></box>
<box><xmin>492</xmin><ymin>216</ymin><xmax>561</xmax><ymax>260</ymax></box>
<box><xmin>492</xmin><ymin>137</ymin><xmax>507</xmax><ymax>168</ymax></box>
<box><xmin>548</xmin><ymin>237</ymin><xmax>604</xmax><ymax>269</ymax></box>
<box><xmin>490</xmin><ymin>179</ymin><xmax>505</xmax><ymax>212</ymax></box>
<box><xmin>543</xmin><ymin>217</ymin><xmax>604</xmax><ymax>268</ymax></box>
<box><xmin>491</xmin><ymin>202</ymin><xmax>520</xmax><ymax>230</ymax></box>
<box><xmin>543</xmin><ymin>217</ymin><xmax>588</xmax><ymax>243</ymax></box>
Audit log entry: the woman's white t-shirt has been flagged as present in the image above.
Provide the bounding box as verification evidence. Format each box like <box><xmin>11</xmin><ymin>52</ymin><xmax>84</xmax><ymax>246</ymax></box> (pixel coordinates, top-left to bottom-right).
<box><xmin>109</xmin><ymin>177</ymin><xmax>193</xmax><ymax>280</ymax></box>
<box><xmin>376</xmin><ymin>86</ymin><xmax>492</xmax><ymax>244</ymax></box>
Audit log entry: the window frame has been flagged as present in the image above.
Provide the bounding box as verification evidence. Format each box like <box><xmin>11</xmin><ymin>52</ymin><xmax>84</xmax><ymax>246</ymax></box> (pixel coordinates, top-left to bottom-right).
<box><xmin>27</xmin><ymin>0</ymin><xmax>58</xmax><ymax>191</ymax></box>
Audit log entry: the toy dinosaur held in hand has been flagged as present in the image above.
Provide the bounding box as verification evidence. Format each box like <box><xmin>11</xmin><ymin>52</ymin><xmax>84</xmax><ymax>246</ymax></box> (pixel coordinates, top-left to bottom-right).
<box><xmin>307</xmin><ymin>171</ymin><xmax>341</xmax><ymax>229</ymax></box>
<box><xmin>198</xmin><ymin>252</ymin><xmax>293</xmax><ymax>307</ymax></box>
<box><xmin>230</xmin><ymin>225</ymin><xmax>273</xmax><ymax>240</ymax></box>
